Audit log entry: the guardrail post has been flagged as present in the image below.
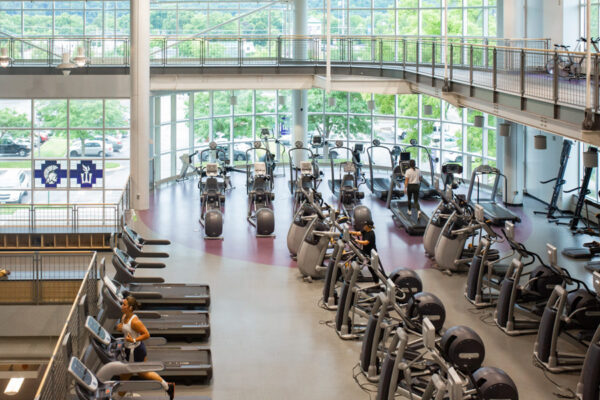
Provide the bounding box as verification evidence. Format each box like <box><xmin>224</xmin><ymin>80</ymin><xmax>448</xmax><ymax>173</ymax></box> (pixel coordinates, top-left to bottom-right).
<box><xmin>492</xmin><ymin>48</ymin><xmax>497</xmax><ymax>100</ymax></box>
<box><xmin>201</xmin><ymin>39</ymin><xmax>205</xmax><ymax>66</ymax></box>
<box><xmin>277</xmin><ymin>37</ymin><xmax>282</xmax><ymax>65</ymax></box>
<box><xmin>469</xmin><ymin>45</ymin><xmax>473</xmax><ymax>86</ymax></box>
<box><xmin>450</xmin><ymin>44</ymin><xmax>454</xmax><ymax>82</ymax></box>
<box><xmin>30</xmin><ymin>205</ymin><xmax>34</xmax><ymax>231</ymax></box>
<box><xmin>238</xmin><ymin>38</ymin><xmax>243</xmax><ymax>66</ymax></box>
<box><xmin>162</xmin><ymin>38</ymin><xmax>167</xmax><ymax>66</ymax></box>
<box><xmin>34</xmin><ymin>251</ymin><xmax>40</xmax><ymax>304</ymax></box>
<box><xmin>431</xmin><ymin>41</ymin><xmax>435</xmax><ymax>85</ymax></box>
<box><xmin>379</xmin><ymin>39</ymin><xmax>383</xmax><ymax>67</ymax></box>
<box><xmin>484</xmin><ymin>38</ymin><xmax>489</xmax><ymax>69</ymax></box>
<box><xmin>416</xmin><ymin>41</ymin><xmax>420</xmax><ymax>83</ymax></box>
<box><xmin>348</xmin><ymin>38</ymin><xmax>352</xmax><ymax>66</ymax></box>
<box><xmin>48</xmin><ymin>38</ymin><xmax>53</xmax><ymax>66</ymax></box>
<box><xmin>73</xmin><ymin>206</ymin><xmax>77</xmax><ymax>232</ymax></box>
<box><xmin>520</xmin><ymin>49</ymin><xmax>525</xmax><ymax>109</ymax></box>
<box><xmin>553</xmin><ymin>52</ymin><xmax>559</xmax><ymax>110</ymax></box>
<box><xmin>402</xmin><ymin>39</ymin><xmax>407</xmax><ymax>79</ymax></box>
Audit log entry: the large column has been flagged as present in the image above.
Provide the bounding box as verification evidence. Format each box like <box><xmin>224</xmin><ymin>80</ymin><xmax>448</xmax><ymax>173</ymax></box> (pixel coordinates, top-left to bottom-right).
<box><xmin>498</xmin><ymin>122</ymin><xmax>525</xmax><ymax>205</ymax></box>
<box><xmin>130</xmin><ymin>0</ymin><xmax>150</xmax><ymax>210</ymax></box>
<box><xmin>292</xmin><ymin>0</ymin><xmax>308</xmax><ymax>166</ymax></box>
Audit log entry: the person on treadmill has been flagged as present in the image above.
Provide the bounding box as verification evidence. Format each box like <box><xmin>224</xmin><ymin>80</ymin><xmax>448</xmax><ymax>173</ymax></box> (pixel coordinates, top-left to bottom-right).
<box><xmin>350</xmin><ymin>220</ymin><xmax>379</xmax><ymax>283</ymax></box>
<box><xmin>117</xmin><ymin>295</ymin><xmax>175</xmax><ymax>400</ymax></box>
<box><xmin>404</xmin><ymin>159</ymin><xmax>422</xmax><ymax>217</ymax></box>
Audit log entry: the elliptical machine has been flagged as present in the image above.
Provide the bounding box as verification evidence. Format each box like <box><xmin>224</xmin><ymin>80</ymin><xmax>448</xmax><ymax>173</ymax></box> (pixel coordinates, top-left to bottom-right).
<box><xmin>288</xmin><ymin>140</ymin><xmax>320</xmax><ymax>215</ymax></box>
<box><xmin>423</xmin><ymin>164</ymin><xmax>464</xmax><ymax>257</ymax></box>
<box><xmin>198</xmin><ymin>142</ymin><xmax>226</xmax><ymax>239</ymax></box>
<box><xmin>328</xmin><ymin>140</ymin><xmax>366</xmax><ymax>219</ymax></box>
<box><xmin>246</xmin><ymin>141</ymin><xmax>276</xmax><ymax>237</ymax></box>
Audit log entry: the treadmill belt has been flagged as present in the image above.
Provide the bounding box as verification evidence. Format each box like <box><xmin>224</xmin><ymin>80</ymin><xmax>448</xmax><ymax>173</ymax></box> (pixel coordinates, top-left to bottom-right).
<box><xmin>390</xmin><ymin>201</ymin><xmax>429</xmax><ymax>236</ymax></box>
<box><xmin>115</xmin><ymin>311</ymin><xmax>211</xmax><ymax>340</ymax></box>
<box><xmin>475</xmin><ymin>202</ymin><xmax>521</xmax><ymax>225</ymax></box>
<box><xmin>129</xmin><ymin>284</ymin><xmax>210</xmax><ymax>307</ymax></box>
<box><xmin>146</xmin><ymin>348</ymin><xmax>212</xmax><ymax>381</ymax></box>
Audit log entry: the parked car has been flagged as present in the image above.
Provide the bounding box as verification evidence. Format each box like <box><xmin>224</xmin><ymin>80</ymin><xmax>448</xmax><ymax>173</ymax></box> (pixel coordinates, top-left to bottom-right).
<box><xmin>0</xmin><ymin>169</ymin><xmax>29</xmax><ymax>203</ymax></box>
<box><xmin>70</xmin><ymin>140</ymin><xmax>113</xmax><ymax>157</ymax></box>
<box><xmin>92</xmin><ymin>135</ymin><xmax>123</xmax><ymax>152</ymax></box>
<box><xmin>199</xmin><ymin>145</ymin><xmax>247</xmax><ymax>162</ymax></box>
<box><xmin>0</xmin><ymin>137</ymin><xmax>30</xmax><ymax>157</ymax></box>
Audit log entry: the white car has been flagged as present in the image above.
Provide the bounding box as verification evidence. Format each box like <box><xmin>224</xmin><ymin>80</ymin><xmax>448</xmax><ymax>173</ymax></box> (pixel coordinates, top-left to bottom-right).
<box><xmin>0</xmin><ymin>169</ymin><xmax>29</xmax><ymax>203</ymax></box>
<box><xmin>70</xmin><ymin>140</ymin><xmax>113</xmax><ymax>157</ymax></box>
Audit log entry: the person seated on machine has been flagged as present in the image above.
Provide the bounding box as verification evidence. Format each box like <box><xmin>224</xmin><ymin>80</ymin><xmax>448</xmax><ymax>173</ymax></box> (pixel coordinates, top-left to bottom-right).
<box><xmin>350</xmin><ymin>220</ymin><xmax>379</xmax><ymax>284</ymax></box>
<box><xmin>116</xmin><ymin>295</ymin><xmax>175</xmax><ymax>400</ymax></box>
<box><xmin>404</xmin><ymin>159</ymin><xmax>422</xmax><ymax>217</ymax></box>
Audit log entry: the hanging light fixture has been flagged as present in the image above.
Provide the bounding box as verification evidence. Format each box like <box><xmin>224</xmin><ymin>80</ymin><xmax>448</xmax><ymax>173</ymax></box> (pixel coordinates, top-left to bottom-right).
<box><xmin>499</xmin><ymin>122</ymin><xmax>511</xmax><ymax>137</ymax></box>
<box><xmin>473</xmin><ymin>115</ymin><xmax>484</xmax><ymax>128</ymax></box>
<box><xmin>57</xmin><ymin>52</ymin><xmax>76</xmax><ymax>76</ymax></box>
<box><xmin>72</xmin><ymin>46</ymin><xmax>87</xmax><ymax>67</ymax></box>
<box><xmin>423</xmin><ymin>104</ymin><xmax>433</xmax><ymax>116</ymax></box>
<box><xmin>4</xmin><ymin>377</ymin><xmax>24</xmax><ymax>396</ymax></box>
<box><xmin>583</xmin><ymin>148</ymin><xmax>598</xmax><ymax>169</ymax></box>
<box><xmin>534</xmin><ymin>134</ymin><xmax>547</xmax><ymax>150</ymax></box>
<box><xmin>327</xmin><ymin>96</ymin><xmax>336</xmax><ymax>107</ymax></box>
<box><xmin>278</xmin><ymin>95</ymin><xmax>286</xmax><ymax>106</ymax></box>
<box><xmin>0</xmin><ymin>48</ymin><xmax>11</xmax><ymax>68</ymax></box>
<box><xmin>229</xmin><ymin>94</ymin><xmax>237</xmax><ymax>106</ymax></box>
<box><xmin>367</xmin><ymin>100</ymin><xmax>375</xmax><ymax>111</ymax></box>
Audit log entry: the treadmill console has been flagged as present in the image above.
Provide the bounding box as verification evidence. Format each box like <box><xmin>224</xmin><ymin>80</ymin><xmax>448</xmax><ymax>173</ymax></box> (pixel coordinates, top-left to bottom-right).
<box><xmin>254</xmin><ymin>162</ymin><xmax>267</xmax><ymax>177</ymax></box>
<box><xmin>69</xmin><ymin>357</ymin><xmax>98</xmax><ymax>392</ymax></box>
<box><xmin>102</xmin><ymin>275</ymin><xmax>123</xmax><ymax>302</ymax></box>
<box><xmin>85</xmin><ymin>316</ymin><xmax>111</xmax><ymax>345</ymax></box>
<box><xmin>300</xmin><ymin>161</ymin><xmax>313</xmax><ymax>176</ymax></box>
<box><xmin>311</xmin><ymin>135</ymin><xmax>322</xmax><ymax>146</ymax></box>
<box><xmin>343</xmin><ymin>162</ymin><xmax>356</xmax><ymax>173</ymax></box>
<box><xmin>206</xmin><ymin>163</ymin><xmax>219</xmax><ymax>177</ymax></box>
<box><xmin>546</xmin><ymin>244</ymin><xmax>558</xmax><ymax>266</ymax></box>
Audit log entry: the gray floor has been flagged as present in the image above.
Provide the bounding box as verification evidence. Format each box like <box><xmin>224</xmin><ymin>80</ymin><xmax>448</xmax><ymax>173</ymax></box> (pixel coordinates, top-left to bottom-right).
<box><xmin>128</xmin><ymin>217</ymin><xmax>583</xmax><ymax>400</ymax></box>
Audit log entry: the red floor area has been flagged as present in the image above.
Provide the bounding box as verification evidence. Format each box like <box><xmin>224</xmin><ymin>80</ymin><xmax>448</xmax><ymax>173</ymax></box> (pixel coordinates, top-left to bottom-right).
<box><xmin>140</xmin><ymin>171</ymin><xmax>532</xmax><ymax>271</ymax></box>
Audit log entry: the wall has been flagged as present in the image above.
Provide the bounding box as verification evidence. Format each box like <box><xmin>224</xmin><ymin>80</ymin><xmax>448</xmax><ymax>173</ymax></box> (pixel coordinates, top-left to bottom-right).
<box><xmin>0</xmin><ymin>305</ymin><xmax>70</xmax><ymax>337</ymax></box>
<box><xmin>524</xmin><ymin>127</ymin><xmax>579</xmax><ymax>211</ymax></box>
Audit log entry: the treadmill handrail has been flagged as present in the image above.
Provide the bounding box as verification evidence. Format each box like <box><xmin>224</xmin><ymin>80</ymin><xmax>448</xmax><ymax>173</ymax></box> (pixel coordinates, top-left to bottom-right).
<box><xmin>366</xmin><ymin>142</ymin><xmax>394</xmax><ymax>194</ymax></box>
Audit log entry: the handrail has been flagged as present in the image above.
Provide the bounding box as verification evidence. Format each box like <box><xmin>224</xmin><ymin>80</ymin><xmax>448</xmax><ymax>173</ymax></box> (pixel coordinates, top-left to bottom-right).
<box><xmin>1</xmin><ymin>35</ymin><xmax>550</xmax><ymax>41</ymax></box>
<box><xmin>33</xmin><ymin>252</ymin><xmax>98</xmax><ymax>400</ymax></box>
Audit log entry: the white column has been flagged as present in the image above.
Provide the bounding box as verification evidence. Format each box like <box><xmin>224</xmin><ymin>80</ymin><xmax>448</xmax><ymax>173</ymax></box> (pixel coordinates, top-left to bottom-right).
<box><xmin>292</xmin><ymin>0</ymin><xmax>308</xmax><ymax>166</ymax></box>
<box><xmin>130</xmin><ymin>0</ymin><xmax>150</xmax><ymax>210</ymax></box>
<box><xmin>498</xmin><ymin>122</ymin><xmax>525</xmax><ymax>205</ymax></box>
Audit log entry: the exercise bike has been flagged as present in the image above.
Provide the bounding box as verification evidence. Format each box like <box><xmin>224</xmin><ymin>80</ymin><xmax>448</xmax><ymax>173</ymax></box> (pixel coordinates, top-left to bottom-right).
<box><xmin>198</xmin><ymin>142</ymin><xmax>227</xmax><ymax>239</ymax></box>
<box><xmin>246</xmin><ymin>141</ymin><xmax>275</xmax><ymax>237</ymax></box>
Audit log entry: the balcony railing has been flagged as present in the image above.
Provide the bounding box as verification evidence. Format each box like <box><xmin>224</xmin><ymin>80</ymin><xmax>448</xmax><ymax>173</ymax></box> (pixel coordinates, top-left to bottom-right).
<box><xmin>2</xmin><ymin>35</ymin><xmax>597</xmax><ymax>110</ymax></box>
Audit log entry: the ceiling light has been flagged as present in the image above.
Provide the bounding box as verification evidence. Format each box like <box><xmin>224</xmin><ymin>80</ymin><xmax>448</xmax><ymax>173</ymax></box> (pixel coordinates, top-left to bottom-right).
<box><xmin>367</xmin><ymin>100</ymin><xmax>375</xmax><ymax>111</ymax></box>
<box><xmin>534</xmin><ymin>134</ymin><xmax>547</xmax><ymax>150</ymax></box>
<box><xmin>423</xmin><ymin>104</ymin><xmax>433</xmax><ymax>115</ymax></box>
<box><xmin>57</xmin><ymin>52</ymin><xmax>76</xmax><ymax>76</ymax></box>
<box><xmin>230</xmin><ymin>95</ymin><xmax>237</xmax><ymax>106</ymax></box>
<box><xmin>0</xmin><ymin>48</ymin><xmax>11</xmax><ymax>68</ymax></box>
<box><xmin>327</xmin><ymin>96</ymin><xmax>336</xmax><ymax>107</ymax></box>
<box><xmin>72</xmin><ymin>46</ymin><xmax>87</xmax><ymax>67</ymax></box>
<box><xmin>278</xmin><ymin>95</ymin><xmax>286</xmax><ymax>106</ymax></box>
<box><xmin>4</xmin><ymin>377</ymin><xmax>24</xmax><ymax>396</ymax></box>
<box><xmin>499</xmin><ymin>122</ymin><xmax>510</xmax><ymax>137</ymax></box>
<box><xmin>473</xmin><ymin>115</ymin><xmax>484</xmax><ymax>127</ymax></box>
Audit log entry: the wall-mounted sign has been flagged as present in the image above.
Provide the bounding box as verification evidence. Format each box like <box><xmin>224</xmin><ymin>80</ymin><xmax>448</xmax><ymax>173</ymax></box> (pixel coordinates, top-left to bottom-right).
<box><xmin>75</xmin><ymin>160</ymin><xmax>103</xmax><ymax>188</ymax></box>
<box><xmin>34</xmin><ymin>160</ymin><xmax>67</xmax><ymax>188</ymax></box>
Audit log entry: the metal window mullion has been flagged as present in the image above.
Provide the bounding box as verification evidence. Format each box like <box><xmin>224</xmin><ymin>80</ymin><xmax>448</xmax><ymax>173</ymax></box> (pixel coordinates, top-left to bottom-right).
<box><xmin>189</xmin><ymin>92</ymin><xmax>194</xmax><ymax>153</ymax></box>
<box><xmin>171</xmin><ymin>95</ymin><xmax>177</xmax><ymax>178</ymax></box>
<box><xmin>30</xmin><ymin>100</ymin><xmax>34</xmax><ymax>206</ymax></box>
<box><xmin>209</xmin><ymin>91</ymin><xmax>214</xmax><ymax>142</ymax></box>
<box><xmin>102</xmin><ymin>100</ymin><xmax>106</xmax><ymax>215</ymax></box>
<box><xmin>66</xmin><ymin>99</ymin><xmax>70</xmax><ymax>210</ymax></box>
<box><xmin>154</xmin><ymin>97</ymin><xmax>161</xmax><ymax>182</ymax></box>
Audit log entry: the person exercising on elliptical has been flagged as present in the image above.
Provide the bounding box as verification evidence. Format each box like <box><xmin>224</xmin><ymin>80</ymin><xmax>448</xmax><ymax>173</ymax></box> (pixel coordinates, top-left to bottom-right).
<box><xmin>404</xmin><ymin>159</ymin><xmax>422</xmax><ymax>217</ymax></box>
<box><xmin>116</xmin><ymin>296</ymin><xmax>175</xmax><ymax>400</ymax></box>
<box><xmin>350</xmin><ymin>220</ymin><xmax>379</xmax><ymax>283</ymax></box>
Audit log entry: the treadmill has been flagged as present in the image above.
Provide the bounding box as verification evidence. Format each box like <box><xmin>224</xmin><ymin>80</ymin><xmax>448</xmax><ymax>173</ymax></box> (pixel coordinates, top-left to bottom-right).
<box><xmin>386</xmin><ymin>152</ymin><xmax>429</xmax><ymax>235</ymax></box>
<box><xmin>110</xmin><ymin>249</ymin><xmax>210</xmax><ymax>308</ymax></box>
<box><xmin>365</xmin><ymin>139</ymin><xmax>403</xmax><ymax>200</ymax></box>
<box><xmin>405</xmin><ymin>139</ymin><xmax>439</xmax><ymax>199</ymax></box>
<box><xmin>467</xmin><ymin>164</ymin><xmax>521</xmax><ymax>226</ymax></box>
<box><xmin>84</xmin><ymin>316</ymin><xmax>212</xmax><ymax>383</ymax></box>
<box><xmin>118</xmin><ymin>224</ymin><xmax>171</xmax><ymax>258</ymax></box>
<box><xmin>99</xmin><ymin>275</ymin><xmax>211</xmax><ymax>341</ymax></box>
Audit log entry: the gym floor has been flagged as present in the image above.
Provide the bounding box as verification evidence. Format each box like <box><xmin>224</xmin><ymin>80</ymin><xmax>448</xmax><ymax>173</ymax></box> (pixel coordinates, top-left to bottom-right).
<box><xmin>132</xmin><ymin>170</ymin><xmax>595</xmax><ymax>399</ymax></box>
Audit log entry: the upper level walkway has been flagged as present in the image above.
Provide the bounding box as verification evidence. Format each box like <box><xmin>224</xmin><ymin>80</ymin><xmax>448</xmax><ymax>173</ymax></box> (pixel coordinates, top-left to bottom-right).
<box><xmin>1</xmin><ymin>35</ymin><xmax>599</xmax><ymax>144</ymax></box>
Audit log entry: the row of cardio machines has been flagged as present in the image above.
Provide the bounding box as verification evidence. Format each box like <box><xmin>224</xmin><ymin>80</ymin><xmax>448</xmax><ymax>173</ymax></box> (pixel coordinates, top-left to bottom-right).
<box><xmin>287</xmin><ymin>190</ymin><xmax>520</xmax><ymax>399</ymax></box>
<box><xmin>424</xmin><ymin>173</ymin><xmax>600</xmax><ymax>398</ymax></box>
<box><xmin>68</xmin><ymin>225</ymin><xmax>213</xmax><ymax>400</ymax></box>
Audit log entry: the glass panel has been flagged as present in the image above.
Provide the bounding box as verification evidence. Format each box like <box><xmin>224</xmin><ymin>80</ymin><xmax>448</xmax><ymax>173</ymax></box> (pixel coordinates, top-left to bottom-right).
<box><xmin>212</xmin><ymin>117</ymin><xmax>231</xmax><ymax>142</ymax></box>
<box><xmin>397</xmin><ymin>118</ymin><xmax>418</xmax><ymax>145</ymax></box>
<box><xmin>374</xmin><ymin>94</ymin><xmax>395</xmax><ymax>115</ymax></box>
<box><xmin>194</xmin><ymin>119</ymin><xmax>210</xmax><ymax>146</ymax></box>
<box><xmin>308</xmin><ymin>89</ymin><xmax>324</xmax><ymax>112</ymax></box>
<box><xmin>234</xmin><ymin>116</ymin><xmax>254</xmax><ymax>141</ymax></box>
<box><xmin>255</xmin><ymin>90</ymin><xmax>276</xmax><ymax>114</ymax></box>
<box><xmin>160</xmin><ymin>125</ymin><xmax>171</xmax><ymax>154</ymax></box>
<box><xmin>212</xmin><ymin>92</ymin><xmax>231</xmax><ymax>116</ymax></box>
<box><xmin>160</xmin><ymin>153</ymin><xmax>171</xmax><ymax>180</ymax></box>
<box><xmin>160</xmin><ymin>96</ymin><xmax>171</xmax><ymax>122</ymax></box>
<box><xmin>349</xmin><ymin>116</ymin><xmax>371</xmax><ymax>141</ymax></box>
<box><xmin>176</xmin><ymin>94</ymin><xmax>188</xmax><ymax>121</ymax></box>
<box><xmin>235</xmin><ymin>90</ymin><xmax>253</xmax><ymax>115</ymax></box>
<box><xmin>35</xmin><ymin>100</ymin><xmax>67</xmax><ymax>128</ymax></box>
<box><xmin>349</xmin><ymin>93</ymin><xmax>368</xmax><ymax>114</ymax></box>
<box><xmin>194</xmin><ymin>92</ymin><xmax>210</xmax><ymax>118</ymax></box>
<box><xmin>0</xmin><ymin>100</ymin><xmax>31</xmax><ymax>128</ymax></box>
<box><xmin>397</xmin><ymin>95</ymin><xmax>419</xmax><ymax>117</ymax></box>
<box><xmin>422</xmin><ymin>120</ymin><xmax>440</xmax><ymax>148</ymax></box>
<box><xmin>176</xmin><ymin>122</ymin><xmax>189</xmax><ymax>150</ymax></box>
<box><xmin>442</xmin><ymin>123</ymin><xmax>462</xmax><ymax>152</ymax></box>
<box><xmin>327</xmin><ymin>91</ymin><xmax>348</xmax><ymax>113</ymax></box>
<box><xmin>467</xmin><ymin>126</ymin><xmax>482</xmax><ymax>154</ymax></box>
<box><xmin>105</xmin><ymin>100</ymin><xmax>130</xmax><ymax>128</ymax></box>
<box><xmin>487</xmin><ymin>129</ymin><xmax>496</xmax><ymax>158</ymax></box>
<box><xmin>373</xmin><ymin>117</ymin><xmax>395</xmax><ymax>143</ymax></box>
<box><xmin>70</xmin><ymin>100</ymin><xmax>103</xmax><ymax>128</ymax></box>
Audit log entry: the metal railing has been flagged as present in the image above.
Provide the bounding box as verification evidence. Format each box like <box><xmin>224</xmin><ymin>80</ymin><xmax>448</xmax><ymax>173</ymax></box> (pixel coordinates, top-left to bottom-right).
<box><xmin>0</xmin><ymin>251</ymin><xmax>95</xmax><ymax>304</ymax></box>
<box><xmin>3</xmin><ymin>35</ymin><xmax>597</xmax><ymax>109</ymax></box>
<box><xmin>33</xmin><ymin>252</ymin><xmax>98</xmax><ymax>400</ymax></box>
<box><xmin>0</xmin><ymin>178</ymin><xmax>130</xmax><ymax>232</ymax></box>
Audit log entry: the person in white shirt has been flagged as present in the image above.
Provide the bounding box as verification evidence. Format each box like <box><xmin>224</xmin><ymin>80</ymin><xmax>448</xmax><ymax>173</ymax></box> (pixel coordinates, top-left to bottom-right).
<box><xmin>404</xmin><ymin>159</ymin><xmax>421</xmax><ymax>216</ymax></box>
